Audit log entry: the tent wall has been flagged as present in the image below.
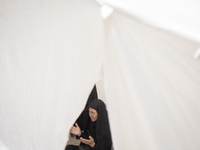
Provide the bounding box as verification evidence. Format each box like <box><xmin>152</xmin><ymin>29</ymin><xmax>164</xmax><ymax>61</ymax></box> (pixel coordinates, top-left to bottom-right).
<box><xmin>104</xmin><ymin>10</ymin><xmax>200</xmax><ymax>150</ymax></box>
<box><xmin>0</xmin><ymin>0</ymin><xmax>104</xmax><ymax>149</ymax></box>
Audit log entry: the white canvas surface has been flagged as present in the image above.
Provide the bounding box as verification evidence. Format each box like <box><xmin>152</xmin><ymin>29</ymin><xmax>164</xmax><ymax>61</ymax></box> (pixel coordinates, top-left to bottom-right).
<box><xmin>0</xmin><ymin>0</ymin><xmax>200</xmax><ymax>149</ymax></box>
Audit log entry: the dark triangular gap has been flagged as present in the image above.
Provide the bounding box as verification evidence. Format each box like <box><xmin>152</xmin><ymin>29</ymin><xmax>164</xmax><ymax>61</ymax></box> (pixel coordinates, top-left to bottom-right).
<box><xmin>65</xmin><ymin>85</ymin><xmax>98</xmax><ymax>150</ymax></box>
<box><xmin>74</xmin><ymin>85</ymin><xmax>98</xmax><ymax>130</ymax></box>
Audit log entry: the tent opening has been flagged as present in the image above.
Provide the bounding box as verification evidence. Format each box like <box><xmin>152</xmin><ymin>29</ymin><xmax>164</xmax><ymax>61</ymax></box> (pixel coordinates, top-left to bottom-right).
<box><xmin>65</xmin><ymin>85</ymin><xmax>113</xmax><ymax>150</ymax></box>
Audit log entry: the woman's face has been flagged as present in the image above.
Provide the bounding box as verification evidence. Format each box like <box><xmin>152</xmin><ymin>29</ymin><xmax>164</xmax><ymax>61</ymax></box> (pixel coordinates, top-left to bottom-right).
<box><xmin>89</xmin><ymin>107</ymin><xmax>98</xmax><ymax>122</ymax></box>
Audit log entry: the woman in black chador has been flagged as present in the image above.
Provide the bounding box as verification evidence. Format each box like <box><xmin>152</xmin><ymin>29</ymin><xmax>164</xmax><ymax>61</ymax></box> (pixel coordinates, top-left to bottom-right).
<box><xmin>70</xmin><ymin>99</ymin><xmax>112</xmax><ymax>150</ymax></box>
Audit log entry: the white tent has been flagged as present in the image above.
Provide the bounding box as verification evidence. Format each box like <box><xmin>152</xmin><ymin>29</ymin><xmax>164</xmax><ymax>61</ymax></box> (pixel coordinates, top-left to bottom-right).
<box><xmin>0</xmin><ymin>0</ymin><xmax>200</xmax><ymax>150</ymax></box>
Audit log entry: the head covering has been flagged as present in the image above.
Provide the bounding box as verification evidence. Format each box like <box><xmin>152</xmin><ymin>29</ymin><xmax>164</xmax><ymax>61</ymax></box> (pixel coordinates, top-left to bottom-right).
<box><xmin>85</xmin><ymin>99</ymin><xmax>112</xmax><ymax>150</ymax></box>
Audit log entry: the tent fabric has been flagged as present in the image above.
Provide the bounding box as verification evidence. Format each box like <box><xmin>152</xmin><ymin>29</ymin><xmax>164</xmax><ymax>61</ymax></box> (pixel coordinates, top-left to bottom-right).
<box><xmin>103</xmin><ymin>10</ymin><xmax>200</xmax><ymax>150</ymax></box>
<box><xmin>0</xmin><ymin>0</ymin><xmax>200</xmax><ymax>150</ymax></box>
<box><xmin>100</xmin><ymin>0</ymin><xmax>200</xmax><ymax>42</ymax></box>
<box><xmin>0</xmin><ymin>0</ymin><xmax>104</xmax><ymax>150</ymax></box>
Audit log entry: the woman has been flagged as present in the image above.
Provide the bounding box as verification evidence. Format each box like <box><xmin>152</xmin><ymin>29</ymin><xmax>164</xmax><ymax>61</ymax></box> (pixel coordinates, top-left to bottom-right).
<box><xmin>70</xmin><ymin>99</ymin><xmax>112</xmax><ymax>150</ymax></box>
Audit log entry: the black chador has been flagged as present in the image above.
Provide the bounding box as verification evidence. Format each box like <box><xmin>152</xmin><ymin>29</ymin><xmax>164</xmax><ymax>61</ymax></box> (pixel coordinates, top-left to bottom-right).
<box><xmin>79</xmin><ymin>99</ymin><xmax>112</xmax><ymax>150</ymax></box>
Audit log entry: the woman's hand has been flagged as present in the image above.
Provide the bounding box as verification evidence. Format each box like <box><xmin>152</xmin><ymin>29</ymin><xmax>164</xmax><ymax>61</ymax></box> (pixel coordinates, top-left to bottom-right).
<box><xmin>70</xmin><ymin>123</ymin><xmax>81</xmax><ymax>136</ymax></box>
<box><xmin>80</xmin><ymin>136</ymin><xmax>95</xmax><ymax>148</ymax></box>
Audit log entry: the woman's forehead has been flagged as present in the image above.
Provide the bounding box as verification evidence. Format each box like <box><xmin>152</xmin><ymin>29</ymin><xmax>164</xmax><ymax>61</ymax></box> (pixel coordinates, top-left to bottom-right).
<box><xmin>89</xmin><ymin>107</ymin><xmax>97</xmax><ymax>112</ymax></box>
